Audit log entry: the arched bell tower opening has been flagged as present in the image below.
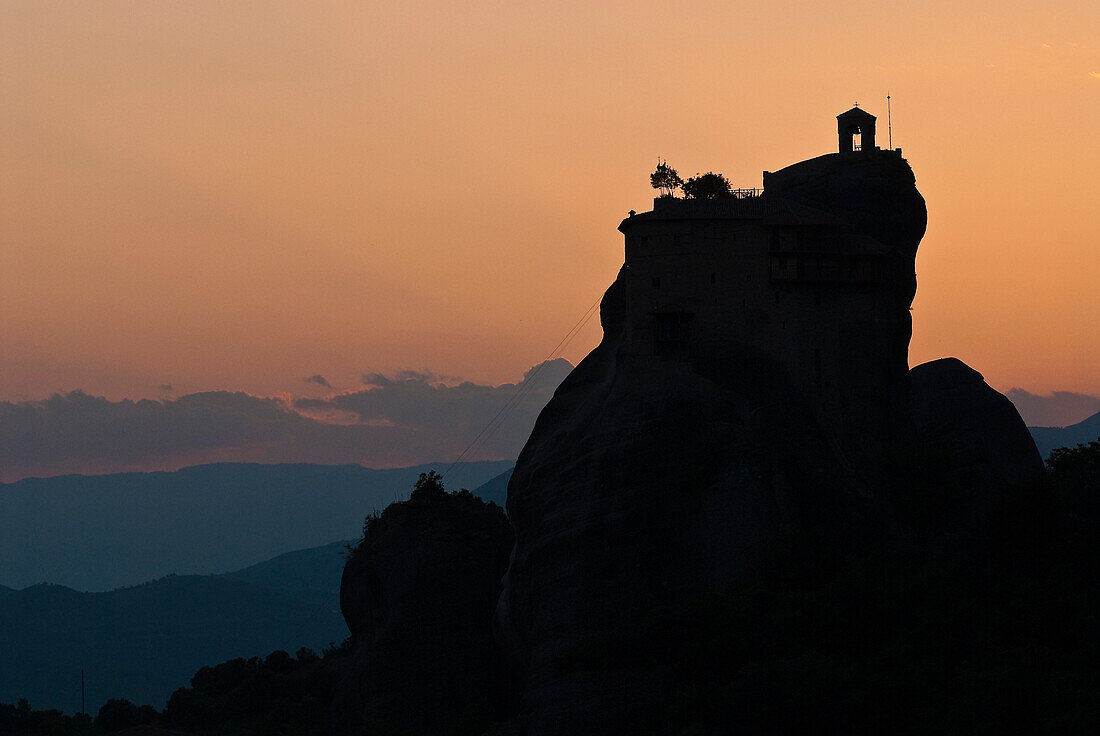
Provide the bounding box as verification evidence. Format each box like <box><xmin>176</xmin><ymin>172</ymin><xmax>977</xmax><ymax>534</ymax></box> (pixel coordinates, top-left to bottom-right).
<box><xmin>837</xmin><ymin>106</ymin><xmax>877</xmax><ymax>153</ymax></box>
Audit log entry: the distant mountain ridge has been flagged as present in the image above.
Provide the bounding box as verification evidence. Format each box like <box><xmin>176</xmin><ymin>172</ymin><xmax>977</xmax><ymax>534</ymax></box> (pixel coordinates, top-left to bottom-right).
<box><xmin>0</xmin><ymin>460</ymin><xmax>512</xmax><ymax>591</ymax></box>
<box><xmin>222</xmin><ymin>540</ymin><xmax>350</xmax><ymax>604</ymax></box>
<box><xmin>0</xmin><ymin>540</ymin><xmax>353</xmax><ymax>714</ymax></box>
<box><xmin>1029</xmin><ymin>411</ymin><xmax>1100</xmax><ymax>460</ymax></box>
<box><xmin>470</xmin><ymin>468</ymin><xmax>512</xmax><ymax>507</ymax></box>
<box><xmin>0</xmin><ymin>469</ymin><xmax>513</xmax><ymax>716</ymax></box>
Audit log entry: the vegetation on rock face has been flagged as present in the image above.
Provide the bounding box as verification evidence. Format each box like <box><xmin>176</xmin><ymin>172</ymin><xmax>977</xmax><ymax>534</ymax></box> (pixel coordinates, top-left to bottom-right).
<box><xmin>650</xmin><ymin>163</ymin><xmax>738</xmax><ymax>199</ymax></box>
<box><xmin>1048</xmin><ymin>439</ymin><xmax>1100</xmax><ymax>518</ymax></box>
<box><xmin>0</xmin><ymin>644</ymin><xmax>352</xmax><ymax>735</ymax></box>
<box><xmin>346</xmin><ymin>470</ymin><xmax>505</xmax><ymax>566</ymax></box>
<box><xmin>0</xmin><ymin>700</ymin><xmax>93</xmax><ymax>736</ymax></box>
<box><xmin>163</xmin><ymin>644</ymin><xmax>353</xmax><ymax>735</ymax></box>
<box><xmin>338</xmin><ymin>471</ymin><xmax>517</xmax><ymax>736</ymax></box>
<box><xmin>682</xmin><ymin>171</ymin><xmax>734</xmax><ymax>199</ymax></box>
<box><xmin>650</xmin><ymin>161</ymin><xmax>684</xmax><ymax>198</ymax></box>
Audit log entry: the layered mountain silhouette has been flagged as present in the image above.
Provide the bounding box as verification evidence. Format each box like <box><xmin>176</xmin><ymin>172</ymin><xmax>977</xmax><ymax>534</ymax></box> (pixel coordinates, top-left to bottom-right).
<box><xmin>0</xmin><ymin>461</ymin><xmax>512</xmax><ymax>591</ymax></box>
<box><xmin>0</xmin><ymin>469</ymin><xmax>514</xmax><ymax>718</ymax></box>
<box><xmin>0</xmin><ymin>542</ymin><xmax>350</xmax><ymax>714</ymax></box>
<box><xmin>1029</xmin><ymin>411</ymin><xmax>1100</xmax><ymax>460</ymax></box>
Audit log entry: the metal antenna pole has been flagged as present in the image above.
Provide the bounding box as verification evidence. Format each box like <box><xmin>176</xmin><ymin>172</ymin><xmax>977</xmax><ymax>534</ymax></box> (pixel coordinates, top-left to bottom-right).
<box><xmin>887</xmin><ymin>93</ymin><xmax>893</xmax><ymax>149</ymax></box>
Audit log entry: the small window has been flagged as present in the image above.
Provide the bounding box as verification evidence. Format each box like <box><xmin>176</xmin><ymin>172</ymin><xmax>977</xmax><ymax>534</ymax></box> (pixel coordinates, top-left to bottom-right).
<box><xmin>651</xmin><ymin>277</ymin><xmax>661</xmax><ymax>288</ymax></box>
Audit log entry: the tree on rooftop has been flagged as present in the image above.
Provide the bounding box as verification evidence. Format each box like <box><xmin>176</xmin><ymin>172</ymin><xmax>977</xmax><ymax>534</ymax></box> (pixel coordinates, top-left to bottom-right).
<box><xmin>683</xmin><ymin>172</ymin><xmax>733</xmax><ymax>199</ymax></box>
<box><xmin>650</xmin><ymin>161</ymin><xmax>684</xmax><ymax>198</ymax></box>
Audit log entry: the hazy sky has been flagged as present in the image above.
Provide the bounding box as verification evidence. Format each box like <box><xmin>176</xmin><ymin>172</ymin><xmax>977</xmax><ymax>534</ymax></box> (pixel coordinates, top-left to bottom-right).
<box><xmin>2</xmin><ymin>1</ymin><xmax>1097</xmax><ymax>401</ymax></box>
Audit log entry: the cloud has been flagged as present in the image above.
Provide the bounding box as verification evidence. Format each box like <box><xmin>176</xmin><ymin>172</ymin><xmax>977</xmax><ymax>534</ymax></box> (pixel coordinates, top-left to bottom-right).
<box><xmin>0</xmin><ymin>390</ymin><xmax>315</xmax><ymax>481</ymax></box>
<box><xmin>303</xmin><ymin>374</ymin><xmax>332</xmax><ymax>389</ymax></box>
<box><xmin>361</xmin><ymin>372</ymin><xmax>390</xmax><ymax>387</ymax></box>
<box><xmin>1090</xmin><ymin>71</ymin><xmax>1100</xmax><ymax>80</ymax></box>
<box><xmin>395</xmin><ymin>369</ymin><xmax>437</xmax><ymax>383</ymax></box>
<box><xmin>0</xmin><ymin>360</ymin><xmax>575</xmax><ymax>482</ymax></box>
<box><xmin>299</xmin><ymin>358</ymin><xmax>572</xmax><ymax>426</ymax></box>
<box><xmin>297</xmin><ymin>358</ymin><xmax>575</xmax><ymax>456</ymax></box>
<box><xmin>158</xmin><ymin>383</ymin><xmax>174</xmax><ymax>392</ymax></box>
<box><xmin>367</xmin><ymin>368</ymin><xmax>464</xmax><ymax>385</ymax></box>
<box><xmin>1005</xmin><ymin>388</ymin><xmax>1100</xmax><ymax>427</ymax></box>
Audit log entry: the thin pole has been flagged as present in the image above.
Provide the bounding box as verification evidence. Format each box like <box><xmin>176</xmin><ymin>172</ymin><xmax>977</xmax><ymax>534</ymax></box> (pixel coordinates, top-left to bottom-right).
<box><xmin>81</xmin><ymin>668</ymin><xmax>85</xmax><ymax>715</ymax></box>
<box><xmin>887</xmin><ymin>93</ymin><xmax>893</xmax><ymax>149</ymax></box>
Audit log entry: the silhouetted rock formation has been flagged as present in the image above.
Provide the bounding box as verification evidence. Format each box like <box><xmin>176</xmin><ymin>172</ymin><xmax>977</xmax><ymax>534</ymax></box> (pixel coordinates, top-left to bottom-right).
<box><xmin>865</xmin><ymin>357</ymin><xmax>1047</xmax><ymax>546</ymax></box>
<box><xmin>334</xmin><ymin>486</ymin><xmax>515</xmax><ymax>736</ymax></box>
<box><xmin>496</xmin><ymin>275</ymin><xmax>852</xmax><ymax>733</ymax></box>
<box><xmin>332</xmin><ymin>112</ymin><xmax>1047</xmax><ymax>734</ymax></box>
<box><xmin>494</xmin><ymin>122</ymin><xmax>1042</xmax><ymax>733</ymax></box>
<box><xmin>911</xmin><ymin>357</ymin><xmax>1043</xmax><ymax>488</ymax></box>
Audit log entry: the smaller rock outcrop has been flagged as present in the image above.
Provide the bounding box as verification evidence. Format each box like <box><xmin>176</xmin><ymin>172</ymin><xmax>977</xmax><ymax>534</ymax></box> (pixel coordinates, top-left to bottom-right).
<box><xmin>911</xmin><ymin>358</ymin><xmax>1043</xmax><ymax>487</ymax></box>
<box><xmin>335</xmin><ymin>475</ymin><xmax>516</xmax><ymax>735</ymax></box>
<box><xmin>889</xmin><ymin>358</ymin><xmax>1045</xmax><ymax>542</ymax></box>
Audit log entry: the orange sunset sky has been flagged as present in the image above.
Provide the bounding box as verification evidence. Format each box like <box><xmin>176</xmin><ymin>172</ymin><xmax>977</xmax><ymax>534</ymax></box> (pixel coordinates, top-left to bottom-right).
<box><xmin>1</xmin><ymin>1</ymin><xmax>1097</xmax><ymax>402</ymax></box>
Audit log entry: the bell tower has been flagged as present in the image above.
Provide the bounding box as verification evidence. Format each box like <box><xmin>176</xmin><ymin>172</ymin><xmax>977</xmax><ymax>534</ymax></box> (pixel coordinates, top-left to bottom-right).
<box><xmin>837</xmin><ymin>106</ymin><xmax>877</xmax><ymax>153</ymax></box>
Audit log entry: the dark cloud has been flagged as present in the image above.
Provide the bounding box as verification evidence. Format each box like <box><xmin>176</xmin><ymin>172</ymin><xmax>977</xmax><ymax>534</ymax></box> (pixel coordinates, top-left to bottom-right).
<box><xmin>364</xmin><ymin>369</ymin><xmax>463</xmax><ymax>385</ymax></box>
<box><xmin>0</xmin><ymin>360</ymin><xmax>575</xmax><ymax>482</ymax></box>
<box><xmin>0</xmin><ymin>390</ymin><xmax>313</xmax><ymax>481</ymax></box>
<box><xmin>157</xmin><ymin>383</ymin><xmax>174</xmax><ymax>392</ymax></box>
<box><xmin>362</xmin><ymin>373</ymin><xmax>390</xmax><ymax>387</ymax></box>
<box><xmin>1006</xmin><ymin>388</ymin><xmax>1100</xmax><ymax>427</ymax></box>
<box><xmin>303</xmin><ymin>374</ymin><xmax>332</xmax><ymax>389</ymax></box>
<box><xmin>395</xmin><ymin>369</ymin><xmax>437</xmax><ymax>383</ymax></box>
<box><xmin>297</xmin><ymin>359</ymin><xmax>573</xmax><ymax>437</ymax></box>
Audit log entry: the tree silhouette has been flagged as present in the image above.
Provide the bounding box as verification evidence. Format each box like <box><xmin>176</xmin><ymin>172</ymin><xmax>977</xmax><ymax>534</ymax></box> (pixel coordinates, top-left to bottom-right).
<box><xmin>683</xmin><ymin>172</ymin><xmax>733</xmax><ymax>199</ymax></box>
<box><xmin>410</xmin><ymin>470</ymin><xmax>446</xmax><ymax>502</ymax></box>
<box><xmin>96</xmin><ymin>698</ymin><xmax>137</xmax><ymax>731</ymax></box>
<box><xmin>650</xmin><ymin>161</ymin><xmax>684</xmax><ymax>198</ymax></box>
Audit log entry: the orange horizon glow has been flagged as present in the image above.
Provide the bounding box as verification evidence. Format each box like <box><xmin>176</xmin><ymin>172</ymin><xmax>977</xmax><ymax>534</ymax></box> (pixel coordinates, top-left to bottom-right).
<box><xmin>1</xmin><ymin>1</ymin><xmax>1097</xmax><ymax>402</ymax></box>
